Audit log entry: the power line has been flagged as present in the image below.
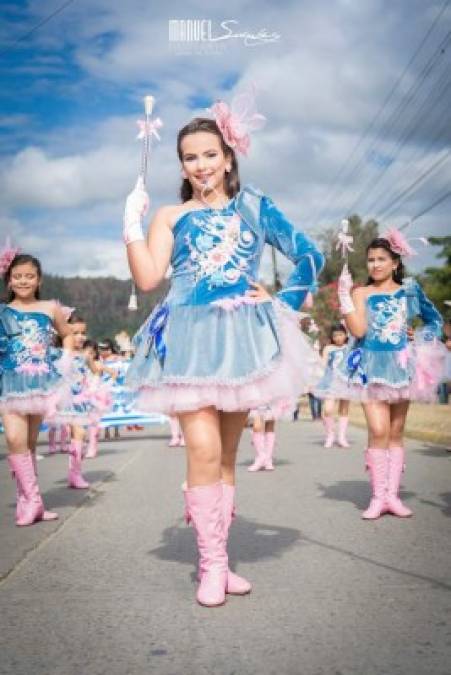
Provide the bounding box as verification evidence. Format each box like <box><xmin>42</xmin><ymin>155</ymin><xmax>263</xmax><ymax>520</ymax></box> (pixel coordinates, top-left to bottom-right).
<box><xmin>341</xmin><ymin>30</ymin><xmax>451</xmax><ymax>217</ymax></box>
<box><xmin>311</xmin><ymin>0</ymin><xmax>451</xmax><ymax>226</ymax></box>
<box><xmin>347</xmin><ymin>55</ymin><xmax>451</xmax><ymax>216</ymax></box>
<box><xmin>370</xmin><ymin>95</ymin><xmax>451</xmax><ymax>221</ymax></box>
<box><xmin>376</xmin><ymin>150</ymin><xmax>451</xmax><ymax>221</ymax></box>
<box><xmin>0</xmin><ymin>0</ymin><xmax>76</xmax><ymax>57</ymax></box>
<box><xmin>399</xmin><ymin>187</ymin><xmax>451</xmax><ymax>230</ymax></box>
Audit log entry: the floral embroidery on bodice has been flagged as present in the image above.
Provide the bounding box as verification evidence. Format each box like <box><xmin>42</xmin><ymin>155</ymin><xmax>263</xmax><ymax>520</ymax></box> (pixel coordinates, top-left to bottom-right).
<box><xmin>185</xmin><ymin>211</ymin><xmax>257</xmax><ymax>289</ymax></box>
<box><xmin>365</xmin><ymin>292</ymin><xmax>407</xmax><ymax>349</ymax></box>
<box><xmin>2</xmin><ymin>309</ymin><xmax>53</xmax><ymax>375</ymax></box>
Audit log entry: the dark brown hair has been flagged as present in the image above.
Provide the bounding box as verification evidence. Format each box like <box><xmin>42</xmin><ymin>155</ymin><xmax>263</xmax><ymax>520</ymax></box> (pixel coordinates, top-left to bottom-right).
<box><xmin>329</xmin><ymin>323</ymin><xmax>348</xmax><ymax>343</ymax></box>
<box><xmin>3</xmin><ymin>254</ymin><xmax>42</xmax><ymax>302</ymax></box>
<box><xmin>366</xmin><ymin>237</ymin><xmax>405</xmax><ymax>285</ymax></box>
<box><xmin>68</xmin><ymin>313</ymin><xmax>86</xmax><ymax>326</ymax></box>
<box><xmin>176</xmin><ymin>117</ymin><xmax>240</xmax><ymax>202</ymax></box>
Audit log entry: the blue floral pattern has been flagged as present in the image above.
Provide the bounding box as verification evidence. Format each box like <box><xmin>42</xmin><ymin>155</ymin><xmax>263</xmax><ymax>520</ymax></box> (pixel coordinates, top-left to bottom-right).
<box><xmin>366</xmin><ymin>294</ymin><xmax>407</xmax><ymax>346</ymax></box>
<box><xmin>185</xmin><ymin>212</ymin><xmax>256</xmax><ymax>289</ymax></box>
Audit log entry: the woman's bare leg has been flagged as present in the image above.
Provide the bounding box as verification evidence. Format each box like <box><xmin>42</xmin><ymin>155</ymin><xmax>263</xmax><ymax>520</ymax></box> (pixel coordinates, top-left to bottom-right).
<box><xmin>27</xmin><ymin>415</ymin><xmax>42</xmax><ymax>454</ymax></box>
<box><xmin>361</xmin><ymin>401</ymin><xmax>391</xmax><ymax>449</ymax></box>
<box><xmin>388</xmin><ymin>401</ymin><xmax>410</xmax><ymax>449</ymax></box>
<box><xmin>219</xmin><ymin>411</ymin><xmax>249</xmax><ymax>485</ymax></box>
<box><xmin>3</xmin><ymin>413</ymin><xmax>29</xmax><ymax>454</ymax></box>
<box><xmin>179</xmin><ymin>406</ymin><xmax>222</xmax><ymax>487</ymax></box>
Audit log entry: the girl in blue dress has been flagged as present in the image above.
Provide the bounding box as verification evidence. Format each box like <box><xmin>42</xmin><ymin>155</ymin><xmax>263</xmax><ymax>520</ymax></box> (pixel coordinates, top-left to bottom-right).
<box><xmin>123</xmin><ymin>94</ymin><xmax>324</xmax><ymax>607</ymax></box>
<box><xmin>335</xmin><ymin>231</ymin><xmax>444</xmax><ymax>520</ymax></box>
<box><xmin>315</xmin><ymin>323</ymin><xmax>351</xmax><ymax>448</ymax></box>
<box><xmin>0</xmin><ymin>251</ymin><xmax>72</xmax><ymax>526</ymax></box>
<box><xmin>53</xmin><ymin>314</ymin><xmax>111</xmax><ymax>488</ymax></box>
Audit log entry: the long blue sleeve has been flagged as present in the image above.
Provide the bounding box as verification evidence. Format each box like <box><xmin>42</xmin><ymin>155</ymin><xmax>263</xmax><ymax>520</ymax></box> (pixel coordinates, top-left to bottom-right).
<box><xmin>415</xmin><ymin>281</ymin><xmax>443</xmax><ymax>338</ymax></box>
<box><xmin>259</xmin><ymin>195</ymin><xmax>324</xmax><ymax>310</ymax></box>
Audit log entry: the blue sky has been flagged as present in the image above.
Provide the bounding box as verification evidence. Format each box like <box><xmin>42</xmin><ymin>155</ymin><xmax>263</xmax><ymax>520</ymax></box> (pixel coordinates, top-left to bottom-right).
<box><xmin>0</xmin><ymin>0</ymin><xmax>450</xmax><ymax>279</ymax></box>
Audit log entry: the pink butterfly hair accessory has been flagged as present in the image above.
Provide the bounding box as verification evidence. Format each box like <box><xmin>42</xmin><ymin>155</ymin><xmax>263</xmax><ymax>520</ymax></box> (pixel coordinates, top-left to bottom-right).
<box><xmin>381</xmin><ymin>227</ymin><xmax>428</xmax><ymax>258</ymax></box>
<box><xmin>0</xmin><ymin>238</ymin><xmax>21</xmax><ymax>276</ymax></box>
<box><xmin>207</xmin><ymin>85</ymin><xmax>266</xmax><ymax>156</ymax></box>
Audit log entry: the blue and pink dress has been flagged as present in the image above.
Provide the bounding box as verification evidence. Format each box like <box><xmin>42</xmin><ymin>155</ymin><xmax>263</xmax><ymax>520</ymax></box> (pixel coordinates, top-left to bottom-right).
<box><xmin>315</xmin><ymin>279</ymin><xmax>444</xmax><ymax>403</ymax></box>
<box><xmin>0</xmin><ymin>305</ymin><xmax>64</xmax><ymax>416</ymax></box>
<box><xmin>126</xmin><ymin>185</ymin><xmax>324</xmax><ymax>414</ymax></box>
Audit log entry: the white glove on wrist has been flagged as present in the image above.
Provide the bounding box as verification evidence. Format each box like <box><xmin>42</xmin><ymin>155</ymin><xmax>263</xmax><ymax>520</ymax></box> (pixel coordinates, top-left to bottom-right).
<box><xmin>338</xmin><ymin>264</ymin><xmax>355</xmax><ymax>315</ymax></box>
<box><xmin>123</xmin><ymin>176</ymin><xmax>150</xmax><ymax>245</ymax></box>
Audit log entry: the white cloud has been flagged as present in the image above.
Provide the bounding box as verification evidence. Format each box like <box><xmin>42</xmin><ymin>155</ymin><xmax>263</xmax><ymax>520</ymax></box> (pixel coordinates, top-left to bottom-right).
<box><xmin>1</xmin><ymin>0</ymin><xmax>449</xmax><ymax>279</ymax></box>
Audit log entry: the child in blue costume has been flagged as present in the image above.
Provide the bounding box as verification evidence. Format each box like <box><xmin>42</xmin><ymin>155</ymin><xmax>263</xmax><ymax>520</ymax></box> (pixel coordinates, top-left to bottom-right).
<box><xmin>0</xmin><ymin>251</ymin><xmax>72</xmax><ymax>526</ymax></box>
<box><xmin>314</xmin><ymin>323</ymin><xmax>350</xmax><ymax>448</ymax></box>
<box><xmin>123</xmin><ymin>96</ymin><xmax>324</xmax><ymax>607</ymax></box>
<box><xmin>53</xmin><ymin>315</ymin><xmax>110</xmax><ymax>489</ymax></box>
<box><xmin>335</xmin><ymin>231</ymin><xmax>444</xmax><ymax>521</ymax></box>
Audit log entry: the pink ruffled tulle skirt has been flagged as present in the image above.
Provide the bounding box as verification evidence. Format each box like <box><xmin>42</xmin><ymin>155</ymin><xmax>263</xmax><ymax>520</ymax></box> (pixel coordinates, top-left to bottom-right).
<box><xmin>135</xmin><ymin>300</ymin><xmax>321</xmax><ymax>415</ymax></box>
<box><xmin>0</xmin><ymin>389</ymin><xmax>62</xmax><ymax>417</ymax></box>
<box><xmin>315</xmin><ymin>336</ymin><xmax>446</xmax><ymax>404</ymax></box>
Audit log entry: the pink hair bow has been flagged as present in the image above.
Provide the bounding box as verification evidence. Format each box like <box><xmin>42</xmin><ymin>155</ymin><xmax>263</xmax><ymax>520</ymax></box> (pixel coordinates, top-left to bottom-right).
<box><xmin>208</xmin><ymin>88</ymin><xmax>266</xmax><ymax>156</ymax></box>
<box><xmin>381</xmin><ymin>227</ymin><xmax>428</xmax><ymax>258</ymax></box>
<box><xmin>0</xmin><ymin>237</ymin><xmax>20</xmax><ymax>276</ymax></box>
<box><xmin>136</xmin><ymin>117</ymin><xmax>163</xmax><ymax>142</ymax></box>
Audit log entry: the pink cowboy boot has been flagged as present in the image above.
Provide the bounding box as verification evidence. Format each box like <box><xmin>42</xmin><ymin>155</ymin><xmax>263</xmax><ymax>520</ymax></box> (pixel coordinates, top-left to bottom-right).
<box><xmin>68</xmin><ymin>440</ymin><xmax>90</xmax><ymax>489</ymax></box>
<box><xmin>336</xmin><ymin>416</ymin><xmax>350</xmax><ymax>448</ymax></box>
<box><xmin>85</xmin><ymin>425</ymin><xmax>99</xmax><ymax>459</ymax></box>
<box><xmin>322</xmin><ymin>416</ymin><xmax>335</xmax><ymax>448</ymax></box>
<box><xmin>8</xmin><ymin>452</ymin><xmax>45</xmax><ymax>526</ymax></box>
<box><xmin>264</xmin><ymin>431</ymin><xmax>276</xmax><ymax>471</ymax></box>
<box><xmin>248</xmin><ymin>431</ymin><xmax>267</xmax><ymax>471</ymax></box>
<box><xmin>31</xmin><ymin>452</ymin><xmax>58</xmax><ymax>521</ymax></box>
<box><xmin>184</xmin><ymin>483</ymin><xmax>252</xmax><ymax>596</ymax></box>
<box><xmin>362</xmin><ymin>448</ymin><xmax>388</xmax><ymax>520</ymax></box>
<box><xmin>184</xmin><ymin>482</ymin><xmax>228</xmax><ymax>607</ymax></box>
<box><xmin>386</xmin><ymin>447</ymin><xmax>412</xmax><ymax>517</ymax></box>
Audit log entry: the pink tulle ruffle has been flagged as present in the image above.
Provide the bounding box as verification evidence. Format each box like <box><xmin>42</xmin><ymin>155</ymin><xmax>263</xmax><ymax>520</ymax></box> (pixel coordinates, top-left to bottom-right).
<box><xmin>0</xmin><ymin>390</ymin><xmax>61</xmax><ymax>417</ymax></box>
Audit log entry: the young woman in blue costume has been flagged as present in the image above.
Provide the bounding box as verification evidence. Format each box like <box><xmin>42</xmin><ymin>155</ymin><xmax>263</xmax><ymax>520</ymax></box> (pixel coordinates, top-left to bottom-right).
<box><xmin>123</xmin><ymin>94</ymin><xmax>324</xmax><ymax>607</ymax></box>
<box><xmin>333</xmin><ymin>231</ymin><xmax>444</xmax><ymax>520</ymax></box>
<box><xmin>0</xmin><ymin>250</ymin><xmax>73</xmax><ymax>526</ymax></box>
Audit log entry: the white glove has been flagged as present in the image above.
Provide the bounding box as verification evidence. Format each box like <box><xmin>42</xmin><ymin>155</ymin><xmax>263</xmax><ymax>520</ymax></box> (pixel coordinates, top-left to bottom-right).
<box><xmin>338</xmin><ymin>264</ymin><xmax>355</xmax><ymax>315</ymax></box>
<box><xmin>123</xmin><ymin>176</ymin><xmax>150</xmax><ymax>245</ymax></box>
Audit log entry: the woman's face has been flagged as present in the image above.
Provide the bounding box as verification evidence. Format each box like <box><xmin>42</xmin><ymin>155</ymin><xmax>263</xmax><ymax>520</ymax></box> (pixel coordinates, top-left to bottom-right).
<box><xmin>180</xmin><ymin>131</ymin><xmax>230</xmax><ymax>196</ymax></box>
<box><xmin>367</xmin><ymin>247</ymin><xmax>398</xmax><ymax>283</ymax></box>
<box><xmin>8</xmin><ymin>262</ymin><xmax>40</xmax><ymax>301</ymax></box>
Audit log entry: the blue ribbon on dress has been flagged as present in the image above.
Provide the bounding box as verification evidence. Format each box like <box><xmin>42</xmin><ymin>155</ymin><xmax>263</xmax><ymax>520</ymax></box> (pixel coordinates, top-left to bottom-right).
<box><xmin>347</xmin><ymin>347</ymin><xmax>368</xmax><ymax>385</ymax></box>
<box><xmin>146</xmin><ymin>303</ymin><xmax>169</xmax><ymax>362</ymax></box>
<box><xmin>0</xmin><ymin>304</ymin><xmax>21</xmax><ymax>337</ymax></box>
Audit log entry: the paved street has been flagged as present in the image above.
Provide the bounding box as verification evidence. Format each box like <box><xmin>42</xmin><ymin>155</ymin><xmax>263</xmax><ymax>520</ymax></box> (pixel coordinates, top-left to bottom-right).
<box><xmin>0</xmin><ymin>419</ymin><xmax>450</xmax><ymax>675</ymax></box>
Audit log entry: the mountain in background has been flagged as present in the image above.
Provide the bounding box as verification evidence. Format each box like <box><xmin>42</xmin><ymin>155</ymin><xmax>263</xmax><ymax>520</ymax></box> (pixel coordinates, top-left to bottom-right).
<box><xmin>40</xmin><ymin>275</ymin><xmax>169</xmax><ymax>341</ymax></box>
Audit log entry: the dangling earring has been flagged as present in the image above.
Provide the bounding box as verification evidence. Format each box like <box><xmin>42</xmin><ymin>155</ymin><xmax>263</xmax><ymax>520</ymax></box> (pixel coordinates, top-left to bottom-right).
<box><xmin>181</xmin><ymin>169</ymin><xmax>187</xmax><ymax>179</ymax></box>
<box><xmin>225</xmin><ymin>166</ymin><xmax>231</xmax><ymax>174</ymax></box>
